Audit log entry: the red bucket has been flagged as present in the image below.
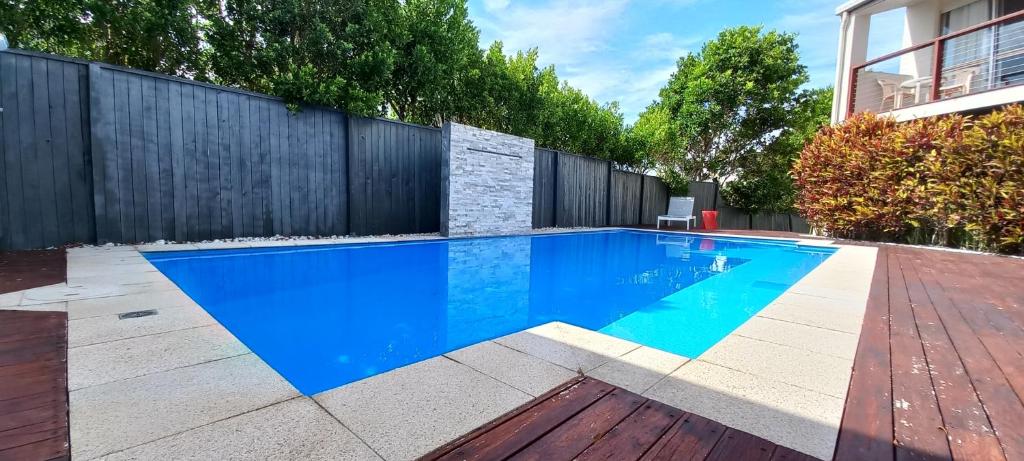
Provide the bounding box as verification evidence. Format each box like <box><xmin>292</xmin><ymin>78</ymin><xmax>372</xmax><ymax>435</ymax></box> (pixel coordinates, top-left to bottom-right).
<box><xmin>702</xmin><ymin>210</ymin><xmax>719</xmax><ymax>230</ymax></box>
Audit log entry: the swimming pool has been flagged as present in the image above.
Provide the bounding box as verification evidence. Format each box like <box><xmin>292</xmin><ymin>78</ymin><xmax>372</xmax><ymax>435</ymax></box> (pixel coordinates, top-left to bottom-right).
<box><xmin>146</xmin><ymin>230</ymin><xmax>834</xmax><ymax>395</ymax></box>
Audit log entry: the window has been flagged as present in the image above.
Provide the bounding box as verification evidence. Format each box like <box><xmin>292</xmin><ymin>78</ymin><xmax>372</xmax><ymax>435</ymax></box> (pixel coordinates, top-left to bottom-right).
<box><xmin>941</xmin><ymin>0</ymin><xmax>992</xmax><ymax>69</ymax></box>
<box><xmin>941</xmin><ymin>0</ymin><xmax>992</xmax><ymax>35</ymax></box>
<box><xmin>1000</xmin><ymin>0</ymin><xmax>1024</xmax><ymax>15</ymax></box>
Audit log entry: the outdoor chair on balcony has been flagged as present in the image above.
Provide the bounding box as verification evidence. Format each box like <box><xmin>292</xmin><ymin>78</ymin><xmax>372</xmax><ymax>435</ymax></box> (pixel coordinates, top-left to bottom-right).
<box><xmin>939</xmin><ymin>67</ymin><xmax>980</xmax><ymax>98</ymax></box>
<box><xmin>877</xmin><ymin>78</ymin><xmax>915</xmax><ymax>110</ymax></box>
<box><xmin>657</xmin><ymin>197</ymin><xmax>696</xmax><ymax>230</ymax></box>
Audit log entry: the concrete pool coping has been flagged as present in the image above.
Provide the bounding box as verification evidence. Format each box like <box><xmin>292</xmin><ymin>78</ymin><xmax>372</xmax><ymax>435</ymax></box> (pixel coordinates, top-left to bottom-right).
<box><xmin>0</xmin><ymin>228</ymin><xmax>875</xmax><ymax>460</ymax></box>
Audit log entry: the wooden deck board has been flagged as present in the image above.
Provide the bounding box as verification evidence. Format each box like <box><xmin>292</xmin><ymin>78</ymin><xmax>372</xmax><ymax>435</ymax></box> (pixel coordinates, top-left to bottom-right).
<box><xmin>421</xmin><ymin>378</ymin><xmax>811</xmax><ymax>461</ymax></box>
<box><xmin>836</xmin><ymin>244</ymin><xmax>1024</xmax><ymax>461</ymax></box>
<box><xmin>0</xmin><ymin>310</ymin><xmax>70</xmax><ymax>461</ymax></box>
<box><xmin>0</xmin><ymin>249</ymin><xmax>66</xmax><ymax>294</ymax></box>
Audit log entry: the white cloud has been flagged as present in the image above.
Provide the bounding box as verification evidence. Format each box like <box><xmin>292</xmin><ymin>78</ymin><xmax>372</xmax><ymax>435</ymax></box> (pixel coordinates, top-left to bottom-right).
<box><xmin>472</xmin><ymin>0</ymin><xmax>851</xmax><ymax>122</ymax></box>
<box><xmin>482</xmin><ymin>0</ymin><xmax>510</xmax><ymax>13</ymax></box>
<box><xmin>476</xmin><ymin>0</ymin><xmax>629</xmax><ymax>65</ymax></box>
<box><xmin>474</xmin><ymin>0</ymin><xmax>697</xmax><ymax>122</ymax></box>
<box><xmin>634</xmin><ymin>32</ymin><xmax>700</xmax><ymax>62</ymax></box>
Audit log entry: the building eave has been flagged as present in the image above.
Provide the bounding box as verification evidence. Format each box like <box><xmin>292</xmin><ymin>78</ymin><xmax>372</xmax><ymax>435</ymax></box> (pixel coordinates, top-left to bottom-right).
<box><xmin>835</xmin><ymin>0</ymin><xmax>877</xmax><ymax>15</ymax></box>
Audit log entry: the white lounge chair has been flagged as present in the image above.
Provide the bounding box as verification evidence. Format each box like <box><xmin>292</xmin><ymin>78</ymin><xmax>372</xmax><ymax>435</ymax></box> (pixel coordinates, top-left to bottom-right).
<box><xmin>657</xmin><ymin>197</ymin><xmax>696</xmax><ymax>230</ymax></box>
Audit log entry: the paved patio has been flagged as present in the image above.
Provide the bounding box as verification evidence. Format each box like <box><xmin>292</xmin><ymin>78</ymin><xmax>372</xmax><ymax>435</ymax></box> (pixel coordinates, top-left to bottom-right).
<box><xmin>0</xmin><ymin>229</ymin><xmax>894</xmax><ymax>460</ymax></box>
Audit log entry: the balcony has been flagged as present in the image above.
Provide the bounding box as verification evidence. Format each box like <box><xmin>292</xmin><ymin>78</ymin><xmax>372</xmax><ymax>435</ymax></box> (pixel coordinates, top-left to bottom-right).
<box><xmin>847</xmin><ymin>10</ymin><xmax>1024</xmax><ymax>118</ymax></box>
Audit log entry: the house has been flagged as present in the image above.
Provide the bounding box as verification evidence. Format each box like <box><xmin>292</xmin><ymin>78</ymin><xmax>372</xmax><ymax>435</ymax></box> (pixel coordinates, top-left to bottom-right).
<box><xmin>832</xmin><ymin>0</ymin><xmax>1024</xmax><ymax>122</ymax></box>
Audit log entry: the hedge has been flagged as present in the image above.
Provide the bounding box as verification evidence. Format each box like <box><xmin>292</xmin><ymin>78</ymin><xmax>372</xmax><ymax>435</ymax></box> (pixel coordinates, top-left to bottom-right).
<box><xmin>793</xmin><ymin>104</ymin><xmax>1023</xmax><ymax>254</ymax></box>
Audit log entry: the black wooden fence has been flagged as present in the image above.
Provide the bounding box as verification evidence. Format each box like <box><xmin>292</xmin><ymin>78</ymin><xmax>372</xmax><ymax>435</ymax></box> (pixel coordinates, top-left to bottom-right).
<box><xmin>686</xmin><ymin>181</ymin><xmax>810</xmax><ymax>233</ymax></box>
<box><xmin>0</xmin><ymin>50</ymin><xmax>668</xmax><ymax>250</ymax></box>
<box><xmin>0</xmin><ymin>50</ymin><xmax>443</xmax><ymax>249</ymax></box>
<box><xmin>0</xmin><ymin>51</ymin><xmax>95</xmax><ymax>250</ymax></box>
<box><xmin>531</xmin><ymin>148</ymin><xmax>669</xmax><ymax>229</ymax></box>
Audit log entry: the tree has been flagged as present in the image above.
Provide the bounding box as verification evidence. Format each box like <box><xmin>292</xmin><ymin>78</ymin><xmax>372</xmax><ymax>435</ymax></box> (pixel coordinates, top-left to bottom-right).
<box><xmin>534</xmin><ymin>72</ymin><xmax>629</xmax><ymax>164</ymax></box>
<box><xmin>467</xmin><ymin>42</ymin><xmax>545</xmax><ymax>138</ymax></box>
<box><xmin>623</xmin><ymin>104</ymin><xmax>676</xmax><ymax>174</ymax></box>
<box><xmin>206</xmin><ymin>0</ymin><xmax>399</xmax><ymax>115</ymax></box>
<box><xmin>1</xmin><ymin>0</ymin><xmax>215</xmax><ymax>78</ymax></box>
<box><xmin>722</xmin><ymin>87</ymin><xmax>833</xmax><ymax>214</ymax></box>
<box><xmin>654</xmin><ymin>26</ymin><xmax>808</xmax><ymax>183</ymax></box>
<box><xmin>383</xmin><ymin>0</ymin><xmax>482</xmax><ymax>125</ymax></box>
<box><xmin>1</xmin><ymin>0</ymin><xmax>640</xmax><ymax>166</ymax></box>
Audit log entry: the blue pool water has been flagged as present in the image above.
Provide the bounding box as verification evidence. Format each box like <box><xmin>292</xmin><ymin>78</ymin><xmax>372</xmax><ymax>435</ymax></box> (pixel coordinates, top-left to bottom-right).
<box><xmin>146</xmin><ymin>230</ymin><xmax>834</xmax><ymax>395</ymax></box>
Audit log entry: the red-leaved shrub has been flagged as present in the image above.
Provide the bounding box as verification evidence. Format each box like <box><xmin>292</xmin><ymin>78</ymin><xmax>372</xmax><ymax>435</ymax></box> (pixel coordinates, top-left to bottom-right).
<box><xmin>793</xmin><ymin>104</ymin><xmax>1023</xmax><ymax>254</ymax></box>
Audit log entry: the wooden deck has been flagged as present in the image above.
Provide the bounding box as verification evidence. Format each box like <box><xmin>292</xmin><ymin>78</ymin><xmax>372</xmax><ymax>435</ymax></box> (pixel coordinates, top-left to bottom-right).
<box><xmin>0</xmin><ymin>310</ymin><xmax>70</xmax><ymax>461</ymax></box>
<box><xmin>0</xmin><ymin>249</ymin><xmax>66</xmax><ymax>295</ymax></box>
<box><xmin>835</xmin><ymin>244</ymin><xmax>1024</xmax><ymax>461</ymax></box>
<box><xmin>420</xmin><ymin>377</ymin><xmax>816</xmax><ymax>461</ymax></box>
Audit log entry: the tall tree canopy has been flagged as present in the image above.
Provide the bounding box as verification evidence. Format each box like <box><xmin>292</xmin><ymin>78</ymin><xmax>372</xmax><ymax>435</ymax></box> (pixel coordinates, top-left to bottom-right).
<box><xmin>652</xmin><ymin>26</ymin><xmax>809</xmax><ymax>183</ymax></box>
<box><xmin>721</xmin><ymin>87</ymin><xmax>834</xmax><ymax>213</ymax></box>
<box><xmin>383</xmin><ymin>0</ymin><xmax>481</xmax><ymax>125</ymax></box>
<box><xmin>207</xmin><ymin>0</ymin><xmax>400</xmax><ymax>115</ymax></box>
<box><xmin>1</xmin><ymin>4</ymin><xmax>827</xmax><ymax>174</ymax></box>
<box><xmin>1</xmin><ymin>0</ymin><xmax>214</xmax><ymax>77</ymax></box>
<box><xmin>1</xmin><ymin>0</ymin><xmax>642</xmax><ymax>165</ymax></box>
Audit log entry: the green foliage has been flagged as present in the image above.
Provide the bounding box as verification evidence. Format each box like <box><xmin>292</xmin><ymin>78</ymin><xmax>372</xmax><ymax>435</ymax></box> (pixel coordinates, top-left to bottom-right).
<box><xmin>623</xmin><ymin>104</ymin><xmax>675</xmax><ymax>173</ymax></box>
<box><xmin>653</xmin><ymin>26</ymin><xmax>808</xmax><ymax>182</ymax></box>
<box><xmin>2</xmin><ymin>0</ymin><xmax>644</xmax><ymax>166</ymax></box>
<box><xmin>469</xmin><ymin>42</ymin><xmax>545</xmax><ymax>139</ymax></box>
<box><xmin>533</xmin><ymin>78</ymin><xmax>629</xmax><ymax>165</ymax></box>
<box><xmin>793</xmin><ymin>105</ymin><xmax>1024</xmax><ymax>254</ymax></box>
<box><xmin>722</xmin><ymin>87</ymin><xmax>833</xmax><ymax>214</ymax></box>
<box><xmin>462</xmin><ymin>42</ymin><xmax>634</xmax><ymax>168</ymax></box>
<box><xmin>657</xmin><ymin>167</ymin><xmax>690</xmax><ymax>195</ymax></box>
<box><xmin>935</xmin><ymin>105</ymin><xmax>1024</xmax><ymax>253</ymax></box>
<box><xmin>384</xmin><ymin>0</ymin><xmax>482</xmax><ymax>124</ymax></box>
<box><xmin>1</xmin><ymin>0</ymin><xmax>215</xmax><ymax>78</ymax></box>
<box><xmin>207</xmin><ymin>0</ymin><xmax>399</xmax><ymax>115</ymax></box>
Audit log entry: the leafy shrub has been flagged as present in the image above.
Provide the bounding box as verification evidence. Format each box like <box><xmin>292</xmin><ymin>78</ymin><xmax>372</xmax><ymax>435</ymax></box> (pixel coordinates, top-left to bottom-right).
<box><xmin>959</xmin><ymin>105</ymin><xmax>1024</xmax><ymax>253</ymax></box>
<box><xmin>792</xmin><ymin>105</ymin><xmax>1023</xmax><ymax>254</ymax></box>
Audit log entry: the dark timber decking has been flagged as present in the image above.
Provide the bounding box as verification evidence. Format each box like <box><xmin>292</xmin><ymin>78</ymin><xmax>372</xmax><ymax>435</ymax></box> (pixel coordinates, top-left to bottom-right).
<box><xmin>0</xmin><ymin>249</ymin><xmax>66</xmax><ymax>294</ymax></box>
<box><xmin>0</xmin><ymin>310</ymin><xmax>70</xmax><ymax>461</ymax></box>
<box><xmin>420</xmin><ymin>377</ymin><xmax>816</xmax><ymax>461</ymax></box>
<box><xmin>834</xmin><ymin>244</ymin><xmax>1024</xmax><ymax>461</ymax></box>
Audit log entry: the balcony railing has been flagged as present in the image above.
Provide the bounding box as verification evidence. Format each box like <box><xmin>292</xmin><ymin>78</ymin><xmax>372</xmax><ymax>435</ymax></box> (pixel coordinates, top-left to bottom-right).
<box><xmin>848</xmin><ymin>9</ymin><xmax>1024</xmax><ymax>117</ymax></box>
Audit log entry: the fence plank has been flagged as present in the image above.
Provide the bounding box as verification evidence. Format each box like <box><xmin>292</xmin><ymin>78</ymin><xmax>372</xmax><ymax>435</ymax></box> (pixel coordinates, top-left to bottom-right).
<box><xmin>141</xmin><ymin>75</ymin><xmax>162</xmax><ymax>241</ymax></box>
<box><xmin>45</xmin><ymin>60</ymin><xmax>73</xmax><ymax>244</ymax></box>
<box><xmin>168</xmin><ymin>81</ymin><xmax>186</xmax><ymax>241</ymax></box>
<box><xmin>180</xmin><ymin>84</ymin><xmax>199</xmax><ymax>240</ymax></box>
<box><xmin>532</xmin><ymin>149</ymin><xmax>556</xmax><ymax>228</ymax></box>
<box><xmin>0</xmin><ymin>54</ymin><xmax>8</xmax><ymax>249</ymax></box>
<box><xmin>556</xmin><ymin>152</ymin><xmax>609</xmax><ymax>228</ymax></box>
<box><xmin>0</xmin><ymin>53</ymin><xmax>19</xmax><ymax>249</ymax></box>
<box><xmin>640</xmin><ymin>176</ymin><xmax>668</xmax><ymax>225</ymax></box>
<box><xmin>29</xmin><ymin>56</ymin><xmax>56</xmax><ymax>248</ymax></box>
<box><xmin>609</xmin><ymin>171</ymin><xmax>643</xmax><ymax>226</ymax></box>
<box><xmin>70</xmin><ymin>63</ymin><xmax>95</xmax><ymax>243</ymax></box>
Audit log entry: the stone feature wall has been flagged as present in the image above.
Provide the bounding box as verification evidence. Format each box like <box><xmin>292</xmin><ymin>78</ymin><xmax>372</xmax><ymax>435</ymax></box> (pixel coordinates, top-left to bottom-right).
<box><xmin>441</xmin><ymin>122</ymin><xmax>535</xmax><ymax>236</ymax></box>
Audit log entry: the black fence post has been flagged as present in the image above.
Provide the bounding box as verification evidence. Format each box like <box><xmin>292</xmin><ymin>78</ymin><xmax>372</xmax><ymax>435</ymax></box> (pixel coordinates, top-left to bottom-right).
<box><xmin>552</xmin><ymin>151</ymin><xmax>560</xmax><ymax>227</ymax></box>
<box><xmin>605</xmin><ymin>161</ymin><xmax>612</xmax><ymax>227</ymax></box>
<box><xmin>638</xmin><ymin>175</ymin><xmax>645</xmax><ymax>225</ymax></box>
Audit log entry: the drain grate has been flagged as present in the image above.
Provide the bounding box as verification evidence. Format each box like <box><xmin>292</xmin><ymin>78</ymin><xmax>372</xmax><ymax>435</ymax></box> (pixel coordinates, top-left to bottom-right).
<box><xmin>118</xmin><ymin>309</ymin><xmax>158</xmax><ymax>320</ymax></box>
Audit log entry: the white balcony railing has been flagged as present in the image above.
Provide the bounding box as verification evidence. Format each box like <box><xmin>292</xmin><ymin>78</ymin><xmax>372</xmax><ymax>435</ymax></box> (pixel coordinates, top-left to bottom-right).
<box><xmin>848</xmin><ymin>10</ymin><xmax>1024</xmax><ymax>116</ymax></box>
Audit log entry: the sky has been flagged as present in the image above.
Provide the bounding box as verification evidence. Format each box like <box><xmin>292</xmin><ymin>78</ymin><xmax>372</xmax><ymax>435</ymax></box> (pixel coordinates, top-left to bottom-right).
<box><xmin>468</xmin><ymin>0</ymin><xmax>907</xmax><ymax>123</ymax></box>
